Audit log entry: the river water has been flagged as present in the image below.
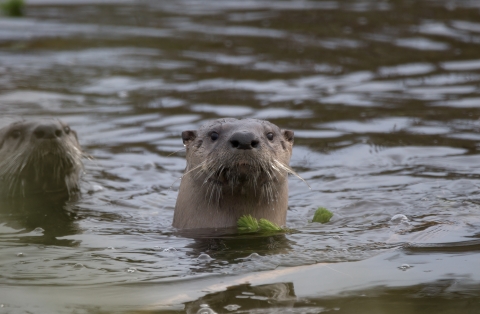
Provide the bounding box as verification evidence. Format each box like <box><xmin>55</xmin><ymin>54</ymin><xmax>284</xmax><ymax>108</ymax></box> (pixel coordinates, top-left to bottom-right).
<box><xmin>1</xmin><ymin>0</ymin><xmax>480</xmax><ymax>313</ymax></box>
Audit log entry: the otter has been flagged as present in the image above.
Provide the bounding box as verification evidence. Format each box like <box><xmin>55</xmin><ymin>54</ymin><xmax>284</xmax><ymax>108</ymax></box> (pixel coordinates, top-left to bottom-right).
<box><xmin>0</xmin><ymin>118</ymin><xmax>83</xmax><ymax>199</ymax></box>
<box><xmin>173</xmin><ymin>118</ymin><xmax>295</xmax><ymax>229</ymax></box>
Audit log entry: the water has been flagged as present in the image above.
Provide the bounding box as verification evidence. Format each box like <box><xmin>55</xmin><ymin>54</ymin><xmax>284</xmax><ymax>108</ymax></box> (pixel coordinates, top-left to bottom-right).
<box><xmin>1</xmin><ymin>0</ymin><xmax>480</xmax><ymax>312</ymax></box>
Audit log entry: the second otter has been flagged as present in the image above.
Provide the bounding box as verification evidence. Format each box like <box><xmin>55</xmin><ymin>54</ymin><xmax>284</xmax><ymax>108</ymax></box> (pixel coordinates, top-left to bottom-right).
<box><xmin>173</xmin><ymin>118</ymin><xmax>294</xmax><ymax>229</ymax></box>
<box><xmin>0</xmin><ymin>118</ymin><xmax>83</xmax><ymax>199</ymax></box>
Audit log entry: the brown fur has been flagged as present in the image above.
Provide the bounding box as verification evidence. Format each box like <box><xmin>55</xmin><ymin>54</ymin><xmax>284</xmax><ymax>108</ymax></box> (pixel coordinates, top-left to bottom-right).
<box><xmin>0</xmin><ymin>118</ymin><xmax>83</xmax><ymax>198</ymax></box>
<box><xmin>173</xmin><ymin>118</ymin><xmax>294</xmax><ymax>229</ymax></box>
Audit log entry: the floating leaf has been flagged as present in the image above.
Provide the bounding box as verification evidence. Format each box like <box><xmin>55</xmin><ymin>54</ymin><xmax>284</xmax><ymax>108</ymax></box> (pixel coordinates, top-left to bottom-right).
<box><xmin>237</xmin><ymin>214</ymin><xmax>259</xmax><ymax>232</ymax></box>
<box><xmin>312</xmin><ymin>207</ymin><xmax>333</xmax><ymax>223</ymax></box>
<box><xmin>258</xmin><ymin>218</ymin><xmax>283</xmax><ymax>231</ymax></box>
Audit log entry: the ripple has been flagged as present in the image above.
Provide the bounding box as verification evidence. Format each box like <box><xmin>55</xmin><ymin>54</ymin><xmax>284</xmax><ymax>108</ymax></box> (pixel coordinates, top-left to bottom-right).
<box><xmin>253</xmin><ymin>108</ymin><xmax>312</xmax><ymax>119</ymax></box>
<box><xmin>293</xmin><ymin>130</ymin><xmax>345</xmax><ymax>139</ymax></box>
<box><xmin>395</xmin><ymin>37</ymin><xmax>450</xmax><ymax>51</ymax></box>
<box><xmin>322</xmin><ymin>117</ymin><xmax>411</xmax><ymax>133</ymax></box>
<box><xmin>378</xmin><ymin>63</ymin><xmax>436</xmax><ymax>77</ymax></box>
<box><xmin>441</xmin><ymin>59</ymin><xmax>480</xmax><ymax>71</ymax></box>
<box><xmin>80</xmin><ymin>76</ymin><xmax>164</xmax><ymax>95</ymax></box>
<box><xmin>191</xmin><ymin>104</ymin><xmax>254</xmax><ymax>116</ymax></box>
<box><xmin>431</xmin><ymin>97</ymin><xmax>480</xmax><ymax>107</ymax></box>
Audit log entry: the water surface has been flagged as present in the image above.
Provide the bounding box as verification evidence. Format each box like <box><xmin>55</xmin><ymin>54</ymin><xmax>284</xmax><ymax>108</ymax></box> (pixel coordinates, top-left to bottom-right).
<box><xmin>1</xmin><ymin>0</ymin><xmax>480</xmax><ymax>313</ymax></box>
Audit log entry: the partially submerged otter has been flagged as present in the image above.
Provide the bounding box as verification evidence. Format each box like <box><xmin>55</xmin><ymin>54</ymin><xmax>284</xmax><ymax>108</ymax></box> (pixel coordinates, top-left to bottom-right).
<box><xmin>0</xmin><ymin>119</ymin><xmax>83</xmax><ymax>198</ymax></box>
<box><xmin>173</xmin><ymin>118</ymin><xmax>295</xmax><ymax>229</ymax></box>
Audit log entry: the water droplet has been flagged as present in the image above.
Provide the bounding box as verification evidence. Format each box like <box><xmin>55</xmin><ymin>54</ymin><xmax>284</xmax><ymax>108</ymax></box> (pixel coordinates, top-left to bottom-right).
<box><xmin>73</xmin><ymin>263</ymin><xmax>84</xmax><ymax>269</ymax></box>
<box><xmin>107</xmin><ymin>247</ymin><xmax>115</xmax><ymax>250</ymax></box>
<box><xmin>390</xmin><ymin>214</ymin><xmax>409</xmax><ymax>224</ymax></box>
<box><xmin>32</xmin><ymin>227</ymin><xmax>44</xmax><ymax>234</ymax></box>
<box><xmin>246</xmin><ymin>253</ymin><xmax>261</xmax><ymax>260</ymax></box>
<box><xmin>197</xmin><ymin>253</ymin><xmax>212</xmax><ymax>261</ymax></box>
<box><xmin>118</xmin><ymin>91</ymin><xmax>128</xmax><ymax>98</ymax></box>
<box><xmin>197</xmin><ymin>304</ymin><xmax>217</xmax><ymax>314</ymax></box>
<box><xmin>163</xmin><ymin>247</ymin><xmax>177</xmax><ymax>252</ymax></box>
<box><xmin>127</xmin><ymin>267</ymin><xmax>137</xmax><ymax>273</ymax></box>
<box><xmin>224</xmin><ymin>304</ymin><xmax>241</xmax><ymax>311</ymax></box>
<box><xmin>91</xmin><ymin>184</ymin><xmax>104</xmax><ymax>192</ymax></box>
<box><xmin>398</xmin><ymin>264</ymin><xmax>413</xmax><ymax>271</ymax></box>
<box><xmin>16</xmin><ymin>253</ymin><xmax>24</xmax><ymax>257</ymax></box>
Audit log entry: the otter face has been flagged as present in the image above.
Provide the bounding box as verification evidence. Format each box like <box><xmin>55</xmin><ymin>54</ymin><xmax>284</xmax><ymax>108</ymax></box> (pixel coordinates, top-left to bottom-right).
<box><xmin>181</xmin><ymin>118</ymin><xmax>294</xmax><ymax>202</ymax></box>
<box><xmin>0</xmin><ymin>119</ymin><xmax>83</xmax><ymax>198</ymax></box>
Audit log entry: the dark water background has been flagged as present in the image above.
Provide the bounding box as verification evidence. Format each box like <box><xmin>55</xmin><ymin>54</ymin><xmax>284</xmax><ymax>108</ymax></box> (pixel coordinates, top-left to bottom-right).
<box><xmin>2</xmin><ymin>0</ymin><xmax>480</xmax><ymax>313</ymax></box>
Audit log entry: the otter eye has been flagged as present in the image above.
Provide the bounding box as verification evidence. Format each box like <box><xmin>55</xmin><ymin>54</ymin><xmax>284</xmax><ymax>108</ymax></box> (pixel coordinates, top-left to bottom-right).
<box><xmin>64</xmin><ymin>126</ymin><xmax>70</xmax><ymax>134</ymax></box>
<box><xmin>266</xmin><ymin>132</ymin><xmax>274</xmax><ymax>141</ymax></box>
<box><xmin>210</xmin><ymin>132</ymin><xmax>219</xmax><ymax>141</ymax></box>
<box><xmin>9</xmin><ymin>130</ymin><xmax>21</xmax><ymax>139</ymax></box>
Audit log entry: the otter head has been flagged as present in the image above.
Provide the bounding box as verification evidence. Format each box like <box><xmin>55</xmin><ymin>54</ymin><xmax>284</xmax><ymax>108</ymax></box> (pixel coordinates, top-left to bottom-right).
<box><xmin>0</xmin><ymin>119</ymin><xmax>83</xmax><ymax>198</ymax></box>
<box><xmin>174</xmin><ymin>118</ymin><xmax>294</xmax><ymax>229</ymax></box>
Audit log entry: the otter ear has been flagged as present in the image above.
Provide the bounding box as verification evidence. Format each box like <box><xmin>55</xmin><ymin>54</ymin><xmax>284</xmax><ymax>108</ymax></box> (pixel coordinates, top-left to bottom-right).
<box><xmin>181</xmin><ymin>130</ymin><xmax>197</xmax><ymax>145</ymax></box>
<box><xmin>282</xmin><ymin>129</ymin><xmax>294</xmax><ymax>143</ymax></box>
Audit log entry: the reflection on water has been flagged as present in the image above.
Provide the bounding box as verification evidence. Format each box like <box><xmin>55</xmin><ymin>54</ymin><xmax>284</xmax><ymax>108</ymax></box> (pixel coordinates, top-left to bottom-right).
<box><xmin>0</xmin><ymin>197</ymin><xmax>79</xmax><ymax>244</ymax></box>
<box><xmin>1</xmin><ymin>0</ymin><xmax>480</xmax><ymax>312</ymax></box>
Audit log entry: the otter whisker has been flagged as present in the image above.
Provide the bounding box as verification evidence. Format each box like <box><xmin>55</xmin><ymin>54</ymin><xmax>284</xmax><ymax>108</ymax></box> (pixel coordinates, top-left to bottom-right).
<box><xmin>169</xmin><ymin>160</ymin><xmax>207</xmax><ymax>189</ymax></box>
<box><xmin>205</xmin><ymin>181</ymin><xmax>213</xmax><ymax>205</ymax></box>
<box><xmin>273</xmin><ymin>159</ymin><xmax>311</xmax><ymax>190</ymax></box>
<box><xmin>167</xmin><ymin>147</ymin><xmax>186</xmax><ymax>157</ymax></box>
<box><xmin>205</xmin><ymin>179</ymin><xmax>221</xmax><ymax>207</ymax></box>
<box><xmin>197</xmin><ymin>160</ymin><xmax>218</xmax><ymax>181</ymax></box>
<box><xmin>266</xmin><ymin>182</ymin><xmax>275</xmax><ymax>204</ymax></box>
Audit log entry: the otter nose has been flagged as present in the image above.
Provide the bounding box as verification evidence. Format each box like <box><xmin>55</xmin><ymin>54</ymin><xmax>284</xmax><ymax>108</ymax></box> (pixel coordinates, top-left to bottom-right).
<box><xmin>229</xmin><ymin>132</ymin><xmax>259</xmax><ymax>150</ymax></box>
<box><xmin>34</xmin><ymin>124</ymin><xmax>63</xmax><ymax>139</ymax></box>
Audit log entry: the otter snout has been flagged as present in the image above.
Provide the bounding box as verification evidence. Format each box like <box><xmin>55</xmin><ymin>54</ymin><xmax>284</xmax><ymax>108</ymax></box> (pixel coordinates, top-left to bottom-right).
<box><xmin>34</xmin><ymin>123</ymin><xmax>63</xmax><ymax>140</ymax></box>
<box><xmin>229</xmin><ymin>131</ymin><xmax>259</xmax><ymax>150</ymax></box>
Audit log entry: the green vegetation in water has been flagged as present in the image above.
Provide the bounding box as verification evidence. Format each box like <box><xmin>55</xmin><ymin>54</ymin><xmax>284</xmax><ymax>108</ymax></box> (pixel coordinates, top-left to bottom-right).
<box><xmin>237</xmin><ymin>215</ymin><xmax>285</xmax><ymax>233</ymax></box>
<box><xmin>1</xmin><ymin>0</ymin><xmax>24</xmax><ymax>17</ymax></box>
<box><xmin>237</xmin><ymin>215</ymin><xmax>259</xmax><ymax>232</ymax></box>
<box><xmin>258</xmin><ymin>218</ymin><xmax>283</xmax><ymax>232</ymax></box>
<box><xmin>312</xmin><ymin>207</ymin><xmax>333</xmax><ymax>223</ymax></box>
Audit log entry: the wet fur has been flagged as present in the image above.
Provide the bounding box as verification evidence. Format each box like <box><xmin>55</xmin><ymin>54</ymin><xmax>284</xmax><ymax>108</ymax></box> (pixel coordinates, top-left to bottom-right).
<box><xmin>173</xmin><ymin>118</ymin><xmax>295</xmax><ymax>229</ymax></box>
<box><xmin>0</xmin><ymin>119</ymin><xmax>84</xmax><ymax>198</ymax></box>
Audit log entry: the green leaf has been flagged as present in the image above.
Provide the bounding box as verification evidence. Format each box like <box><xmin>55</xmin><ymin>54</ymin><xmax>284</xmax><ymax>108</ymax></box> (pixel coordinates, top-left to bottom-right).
<box><xmin>312</xmin><ymin>207</ymin><xmax>333</xmax><ymax>223</ymax></box>
<box><xmin>258</xmin><ymin>218</ymin><xmax>283</xmax><ymax>231</ymax></box>
<box><xmin>237</xmin><ymin>214</ymin><xmax>259</xmax><ymax>232</ymax></box>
